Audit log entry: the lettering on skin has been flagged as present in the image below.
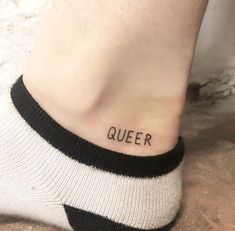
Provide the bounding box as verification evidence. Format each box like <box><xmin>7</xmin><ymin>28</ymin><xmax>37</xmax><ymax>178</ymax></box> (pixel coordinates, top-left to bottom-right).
<box><xmin>107</xmin><ymin>126</ymin><xmax>152</xmax><ymax>146</ymax></box>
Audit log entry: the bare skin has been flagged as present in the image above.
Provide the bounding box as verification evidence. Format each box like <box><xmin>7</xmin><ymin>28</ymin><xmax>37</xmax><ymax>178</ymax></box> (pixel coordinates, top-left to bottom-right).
<box><xmin>23</xmin><ymin>0</ymin><xmax>209</xmax><ymax>156</ymax></box>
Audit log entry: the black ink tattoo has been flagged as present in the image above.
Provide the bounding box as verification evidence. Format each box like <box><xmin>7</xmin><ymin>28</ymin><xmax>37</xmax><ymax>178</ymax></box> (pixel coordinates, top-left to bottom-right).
<box><xmin>126</xmin><ymin>130</ymin><xmax>134</xmax><ymax>143</ymax></box>
<box><xmin>107</xmin><ymin>127</ymin><xmax>116</xmax><ymax>140</ymax></box>
<box><xmin>117</xmin><ymin>129</ymin><xmax>126</xmax><ymax>141</ymax></box>
<box><xmin>107</xmin><ymin>126</ymin><xmax>152</xmax><ymax>146</ymax></box>
<box><xmin>135</xmin><ymin>132</ymin><xmax>143</xmax><ymax>145</ymax></box>
<box><xmin>144</xmin><ymin>134</ymin><xmax>152</xmax><ymax>146</ymax></box>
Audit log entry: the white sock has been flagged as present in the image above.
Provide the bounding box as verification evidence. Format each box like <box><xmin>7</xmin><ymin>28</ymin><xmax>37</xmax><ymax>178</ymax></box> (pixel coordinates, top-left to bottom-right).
<box><xmin>0</xmin><ymin>77</ymin><xmax>184</xmax><ymax>231</ymax></box>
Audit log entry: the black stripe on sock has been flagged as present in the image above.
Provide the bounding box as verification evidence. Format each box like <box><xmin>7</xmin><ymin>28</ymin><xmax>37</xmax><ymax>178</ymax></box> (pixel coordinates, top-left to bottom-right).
<box><xmin>64</xmin><ymin>205</ymin><xmax>176</xmax><ymax>231</ymax></box>
<box><xmin>11</xmin><ymin>76</ymin><xmax>184</xmax><ymax>178</ymax></box>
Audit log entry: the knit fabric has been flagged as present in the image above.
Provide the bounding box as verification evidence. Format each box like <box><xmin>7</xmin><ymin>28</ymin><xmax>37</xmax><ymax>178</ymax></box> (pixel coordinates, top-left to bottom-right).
<box><xmin>0</xmin><ymin>77</ymin><xmax>184</xmax><ymax>231</ymax></box>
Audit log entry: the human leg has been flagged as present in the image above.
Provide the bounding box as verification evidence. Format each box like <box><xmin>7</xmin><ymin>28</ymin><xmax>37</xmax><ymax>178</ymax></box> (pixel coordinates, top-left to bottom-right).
<box><xmin>0</xmin><ymin>0</ymin><xmax>208</xmax><ymax>230</ymax></box>
<box><xmin>23</xmin><ymin>0</ymin><xmax>209</xmax><ymax>156</ymax></box>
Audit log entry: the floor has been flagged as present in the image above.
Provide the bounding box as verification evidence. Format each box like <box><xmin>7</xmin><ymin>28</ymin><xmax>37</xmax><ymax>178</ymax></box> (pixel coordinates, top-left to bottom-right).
<box><xmin>0</xmin><ymin>96</ymin><xmax>235</xmax><ymax>231</ymax></box>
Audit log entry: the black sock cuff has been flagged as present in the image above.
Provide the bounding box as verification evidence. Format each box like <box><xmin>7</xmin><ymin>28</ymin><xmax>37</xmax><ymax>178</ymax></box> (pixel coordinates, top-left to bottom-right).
<box><xmin>10</xmin><ymin>76</ymin><xmax>184</xmax><ymax>178</ymax></box>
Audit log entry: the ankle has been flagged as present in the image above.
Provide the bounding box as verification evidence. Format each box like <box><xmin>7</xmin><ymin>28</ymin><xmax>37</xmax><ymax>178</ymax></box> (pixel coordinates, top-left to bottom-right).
<box><xmin>23</xmin><ymin>74</ymin><xmax>185</xmax><ymax>156</ymax></box>
<box><xmin>73</xmin><ymin>113</ymin><xmax>182</xmax><ymax>156</ymax></box>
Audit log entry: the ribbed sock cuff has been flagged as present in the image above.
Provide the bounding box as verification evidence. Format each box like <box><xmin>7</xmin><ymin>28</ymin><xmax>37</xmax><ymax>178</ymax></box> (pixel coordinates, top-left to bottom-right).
<box><xmin>11</xmin><ymin>76</ymin><xmax>184</xmax><ymax>178</ymax></box>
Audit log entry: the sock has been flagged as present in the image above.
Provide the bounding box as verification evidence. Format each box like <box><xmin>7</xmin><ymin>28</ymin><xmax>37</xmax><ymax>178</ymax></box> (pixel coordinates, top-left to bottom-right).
<box><xmin>0</xmin><ymin>76</ymin><xmax>184</xmax><ymax>231</ymax></box>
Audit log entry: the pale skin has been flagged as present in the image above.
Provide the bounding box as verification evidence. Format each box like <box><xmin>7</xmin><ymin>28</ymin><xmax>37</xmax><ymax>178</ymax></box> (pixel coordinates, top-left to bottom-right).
<box><xmin>23</xmin><ymin>0</ymin><xmax>209</xmax><ymax>156</ymax></box>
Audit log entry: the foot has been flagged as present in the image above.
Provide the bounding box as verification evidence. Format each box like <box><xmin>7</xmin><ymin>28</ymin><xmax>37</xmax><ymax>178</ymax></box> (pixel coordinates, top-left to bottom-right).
<box><xmin>0</xmin><ymin>77</ymin><xmax>184</xmax><ymax>231</ymax></box>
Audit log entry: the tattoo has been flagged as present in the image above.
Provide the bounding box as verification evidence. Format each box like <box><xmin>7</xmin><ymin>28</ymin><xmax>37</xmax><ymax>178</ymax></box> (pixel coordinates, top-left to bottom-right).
<box><xmin>107</xmin><ymin>127</ymin><xmax>116</xmax><ymax>140</ymax></box>
<box><xmin>135</xmin><ymin>132</ymin><xmax>143</xmax><ymax>145</ymax></box>
<box><xmin>107</xmin><ymin>126</ymin><xmax>152</xmax><ymax>146</ymax></box>
<box><xmin>144</xmin><ymin>133</ymin><xmax>152</xmax><ymax>146</ymax></box>
<box><xmin>126</xmin><ymin>130</ymin><xmax>134</xmax><ymax>143</ymax></box>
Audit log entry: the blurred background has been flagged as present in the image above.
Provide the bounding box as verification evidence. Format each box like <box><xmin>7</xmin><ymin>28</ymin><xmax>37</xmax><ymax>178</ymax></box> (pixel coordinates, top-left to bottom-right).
<box><xmin>0</xmin><ymin>0</ymin><xmax>234</xmax><ymax>230</ymax></box>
